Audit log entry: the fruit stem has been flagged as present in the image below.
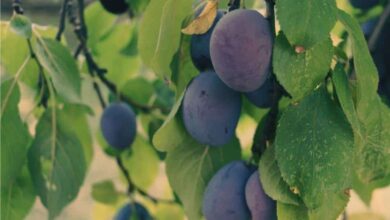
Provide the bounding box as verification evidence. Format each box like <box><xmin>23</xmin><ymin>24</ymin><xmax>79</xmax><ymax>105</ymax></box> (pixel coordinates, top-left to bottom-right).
<box><xmin>55</xmin><ymin>0</ymin><xmax>70</xmax><ymax>41</ymax></box>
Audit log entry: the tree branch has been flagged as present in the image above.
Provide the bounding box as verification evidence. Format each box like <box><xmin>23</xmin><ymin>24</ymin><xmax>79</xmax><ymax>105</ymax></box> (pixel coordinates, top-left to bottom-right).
<box><xmin>228</xmin><ymin>0</ymin><xmax>240</xmax><ymax>11</ymax></box>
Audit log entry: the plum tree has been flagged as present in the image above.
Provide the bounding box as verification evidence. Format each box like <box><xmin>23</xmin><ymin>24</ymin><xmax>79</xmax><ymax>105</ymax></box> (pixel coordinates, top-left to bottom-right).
<box><xmin>100</xmin><ymin>102</ymin><xmax>136</xmax><ymax>150</ymax></box>
<box><xmin>349</xmin><ymin>0</ymin><xmax>379</xmax><ymax>10</ymax></box>
<box><xmin>202</xmin><ymin>161</ymin><xmax>254</xmax><ymax>220</ymax></box>
<box><xmin>245</xmin><ymin>77</ymin><xmax>274</xmax><ymax>108</ymax></box>
<box><xmin>115</xmin><ymin>203</ymin><xmax>151</xmax><ymax>220</ymax></box>
<box><xmin>99</xmin><ymin>0</ymin><xmax>129</xmax><ymax>14</ymax></box>
<box><xmin>210</xmin><ymin>9</ymin><xmax>272</xmax><ymax>92</ymax></box>
<box><xmin>245</xmin><ymin>171</ymin><xmax>276</xmax><ymax>220</ymax></box>
<box><xmin>190</xmin><ymin>10</ymin><xmax>224</xmax><ymax>71</ymax></box>
<box><xmin>182</xmin><ymin>71</ymin><xmax>241</xmax><ymax>146</ymax></box>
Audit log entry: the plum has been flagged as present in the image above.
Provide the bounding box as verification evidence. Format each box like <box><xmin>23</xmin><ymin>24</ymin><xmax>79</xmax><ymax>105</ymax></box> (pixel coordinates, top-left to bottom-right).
<box><xmin>210</xmin><ymin>9</ymin><xmax>272</xmax><ymax>92</ymax></box>
<box><xmin>100</xmin><ymin>102</ymin><xmax>136</xmax><ymax>150</ymax></box>
<box><xmin>190</xmin><ymin>10</ymin><xmax>224</xmax><ymax>71</ymax></box>
<box><xmin>202</xmin><ymin>161</ymin><xmax>254</xmax><ymax>220</ymax></box>
<box><xmin>245</xmin><ymin>77</ymin><xmax>274</xmax><ymax>108</ymax></box>
<box><xmin>115</xmin><ymin>203</ymin><xmax>151</xmax><ymax>220</ymax></box>
<box><xmin>350</xmin><ymin>0</ymin><xmax>379</xmax><ymax>10</ymax></box>
<box><xmin>182</xmin><ymin>71</ymin><xmax>241</xmax><ymax>146</ymax></box>
<box><xmin>245</xmin><ymin>171</ymin><xmax>276</xmax><ymax>220</ymax></box>
<box><xmin>100</xmin><ymin>0</ymin><xmax>128</xmax><ymax>14</ymax></box>
<box><xmin>362</xmin><ymin>18</ymin><xmax>378</xmax><ymax>39</ymax></box>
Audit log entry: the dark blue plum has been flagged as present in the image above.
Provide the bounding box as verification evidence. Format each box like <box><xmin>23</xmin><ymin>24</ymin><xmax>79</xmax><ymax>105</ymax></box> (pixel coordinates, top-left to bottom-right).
<box><xmin>350</xmin><ymin>0</ymin><xmax>379</xmax><ymax>10</ymax></box>
<box><xmin>100</xmin><ymin>0</ymin><xmax>128</xmax><ymax>14</ymax></box>
<box><xmin>202</xmin><ymin>161</ymin><xmax>254</xmax><ymax>220</ymax></box>
<box><xmin>182</xmin><ymin>71</ymin><xmax>241</xmax><ymax>146</ymax></box>
<box><xmin>115</xmin><ymin>203</ymin><xmax>151</xmax><ymax>220</ymax></box>
<box><xmin>245</xmin><ymin>171</ymin><xmax>276</xmax><ymax>220</ymax></box>
<box><xmin>101</xmin><ymin>102</ymin><xmax>136</xmax><ymax>150</ymax></box>
<box><xmin>210</xmin><ymin>9</ymin><xmax>272</xmax><ymax>92</ymax></box>
<box><xmin>245</xmin><ymin>77</ymin><xmax>274</xmax><ymax>108</ymax></box>
<box><xmin>190</xmin><ymin>10</ymin><xmax>224</xmax><ymax>71</ymax></box>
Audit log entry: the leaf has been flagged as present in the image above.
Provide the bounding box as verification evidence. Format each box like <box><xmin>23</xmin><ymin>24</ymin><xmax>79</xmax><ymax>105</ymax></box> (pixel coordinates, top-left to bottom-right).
<box><xmin>121</xmin><ymin>77</ymin><xmax>154</xmax><ymax>106</ymax></box>
<box><xmin>259</xmin><ymin>145</ymin><xmax>301</xmax><ymax>206</ymax></box>
<box><xmin>10</xmin><ymin>14</ymin><xmax>32</xmax><ymax>38</ymax></box>
<box><xmin>152</xmin><ymin>91</ymin><xmax>186</xmax><ymax>152</ymax></box>
<box><xmin>170</xmin><ymin>35</ymin><xmax>198</xmax><ymax>95</ymax></box>
<box><xmin>166</xmin><ymin>138</ymin><xmax>241</xmax><ymax>220</ymax></box>
<box><xmin>273</xmin><ymin>33</ymin><xmax>333</xmax><ymax>100</ymax></box>
<box><xmin>0</xmin><ymin>22</ymin><xmax>57</xmax><ymax>88</ymax></box>
<box><xmin>276</xmin><ymin>0</ymin><xmax>337</xmax><ymax>48</ymax></box>
<box><xmin>94</xmin><ymin>22</ymin><xmax>140</xmax><ymax>88</ymax></box>
<box><xmin>332</xmin><ymin>64</ymin><xmax>360</xmax><ymax>131</ymax></box>
<box><xmin>275</xmin><ymin>88</ymin><xmax>353</xmax><ymax>211</ymax></box>
<box><xmin>59</xmin><ymin>104</ymin><xmax>94</xmax><ymax>168</ymax></box>
<box><xmin>85</xmin><ymin>1</ymin><xmax>117</xmax><ymax>50</ymax></box>
<box><xmin>338</xmin><ymin>10</ymin><xmax>390</xmax><ymax>183</ymax></box>
<box><xmin>122</xmin><ymin>136</ymin><xmax>160</xmax><ymax>191</ymax></box>
<box><xmin>307</xmin><ymin>191</ymin><xmax>349</xmax><ymax>220</ymax></box>
<box><xmin>92</xmin><ymin>180</ymin><xmax>120</xmax><ymax>204</ymax></box>
<box><xmin>182</xmin><ymin>1</ymin><xmax>218</xmax><ymax>35</ymax></box>
<box><xmin>1</xmin><ymin>166</ymin><xmax>36</xmax><ymax>220</ymax></box>
<box><xmin>138</xmin><ymin>0</ymin><xmax>193</xmax><ymax>80</ymax></box>
<box><xmin>28</xmin><ymin>107</ymin><xmax>87</xmax><ymax>218</ymax></box>
<box><xmin>155</xmin><ymin>203</ymin><xmax>185</xmax><ymax>220</ymax></box>
<box><xmin>34</xmin><ymin>37</ymin><xmax>81</xmax><ymax>103</ymax></box>
<box><xmin>1</xmin><ymin>79</ymin><xmax>31</xmax><ymax>186</ymax></box>
<box><xmin>277</xmin><ymin>202</ymin><xmax>309</xmax><ymax>220</ymax></box>
<box><xmin>352</xmin><ymin>171</ymin><xmax>390</xmax><ymax>206</ymax></box>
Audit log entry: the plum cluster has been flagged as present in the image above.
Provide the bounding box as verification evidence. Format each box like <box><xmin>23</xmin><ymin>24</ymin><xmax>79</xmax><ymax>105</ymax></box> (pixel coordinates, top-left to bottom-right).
<box><xmin>100</xmin><ymin>102</ymin><xmax>137</xmax><ymax>150</ymax></box>
<box><xmin>203</xmin><ymin>161</ymin><xmax>276</xmax><ymax>220</ymax></box>
<box><xmin>115</xmin><ymin>203</ymin><xmax>151</xmax><ymax>220</ymax></box>
<box><xmin>184</xmin><ymin>9</ymin><xmax>274</xmax><ymax>146</ymax></box>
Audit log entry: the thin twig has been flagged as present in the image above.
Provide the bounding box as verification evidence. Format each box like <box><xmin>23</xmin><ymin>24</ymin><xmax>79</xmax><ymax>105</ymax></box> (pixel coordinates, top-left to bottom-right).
<box><xmin>228</xmin><ymin>0</ymin><xmax>240</xmax><ymax>11</ymax></box>
<box><xmin>55</xmin><ymin>0</ymin><xmax>70</xmax><ymax>41</ymax></box>
<box><xmin>137</xmin><ymin>189</ymin><xmax>176</xmax><ymax>204</ymax></box>
<box><xmin>368</xmin><ymin>2</ymin><xmax>390</xmax><ymax>51</ymax></box>
<box><xmin>116</xmin><ymin>157</ymin><xmax>135</xmax><ymax>194</ymax></box>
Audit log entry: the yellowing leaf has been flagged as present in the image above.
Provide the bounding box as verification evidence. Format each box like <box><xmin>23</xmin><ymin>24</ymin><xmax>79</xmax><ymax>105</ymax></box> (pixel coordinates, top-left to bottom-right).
<box><xmin>181</xmin><ymin>1</ymin><xmax>218</xmax><ymax>35</ymax></box>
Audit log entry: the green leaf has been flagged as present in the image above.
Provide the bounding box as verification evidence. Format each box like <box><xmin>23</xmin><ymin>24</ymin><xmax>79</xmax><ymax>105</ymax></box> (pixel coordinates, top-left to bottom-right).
<box><xmin>10</xmin><ymin>14</ymin><xmax>32</xmax><ymax>38</ymax></box>
<box><xmin>94</xmin><ymin>22</ymin><xmax>140</xmax><ymax>88</ymax></box>
<box><xmin>1</xmin><ymin>78</ymin><xmax>31</xmax><ymax>186</ymax></box>
<box><xmin>277</xmin><ymin>202</ymin><xmax>309</xmax><ymax>220</ymax></box>
<box><xmin>91</xmin><ymin>180</ymin><xmax>120</xmax><ymax>204</ymax></box>
<box><xmin>170</xmin><ymin>35</ymin><xmax>198</xmax><ymax>95</ymax></box>
<box><xmin>275</xmin><ymin>88</ymin><xmax>353</xmax><ymax>211</ymax></box>
<box><xmin>166</xmin><ymin>138</ymin><xmax>241</xmax><ymax>220</ymax></box>
<box><xmin>138</xmin><ymin>0</ymin><xmax>193</xmax><ymax>80</ymax></box>
<box><xmin>276</xmin><ymin>0</ymin><xmax>337</xmax><ymax>48</ymax></box>
<box><xmin>155</xmin><ymin>203</ymin><xmax>185</xmax><ymax>220</ymax></box>
<box><xmin>85</xmin><ymin>1</ymin><xmax>117</xmax><ymax>50</ymax></box>
<box><xmin>0</xmin><ymin>22</ymin><xmax>57</xmax><ymax>88</ymax></box>
<box><xmin>121</xmin><ymin>77</ymin><xmax>154</xmax><ymax>106</ymax></box>
<box><xmin>1</xmin><ymin>166</ymin><xmax>36</xmax><ymax>220</ymax></box>
<box><xmin>152</xmin><ymin>91</ymin><xmax>186</xmax><ymax>152</ymax></box>
<box><xmin>273</xmin><ymin>33</ymin><xmax>333</xmax><ymax>100</ymax></box>
<box><xmin>259</xmin><ymin>145</ymin><xmax>301</xmax><ymax>206</ymax></box>
<box><xmin>332</xmin><ymin>64</ymin><xmax>360</xmax><ymax>130</ymax></box>
<box><xmin>307</xmin><ymin>191</ymin><xmax>349</xmax><ymax>220</ymax></box>
<box><xmin>338</xmin><ymin>10</ymin><xmax>390</xmax><ymax>183</ymax></box>
<box><xmin>28</xmin><ymin>107</ymin><xmax>86</xmax><ymax>218</ymax></box>
<box><xmin>34</xmin><ymin>38</ymin><xmax>81</xmax><ymax>103</ymax></box>
<box><xmin>58</xmin><ymin>104</ymin><xmax>94</xmax><ymax>167</ymax></box>
<box><xmin>122</xmin><ymin>136</ymin><xmax>160</xmax><ymax>191</ymax></box>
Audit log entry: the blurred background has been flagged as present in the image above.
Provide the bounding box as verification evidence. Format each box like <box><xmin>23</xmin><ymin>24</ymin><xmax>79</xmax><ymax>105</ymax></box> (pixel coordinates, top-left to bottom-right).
<box><xmin>1</xmin><ymin>0</ymin><xmax>390</xmax><ymax>219</ymax></box>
